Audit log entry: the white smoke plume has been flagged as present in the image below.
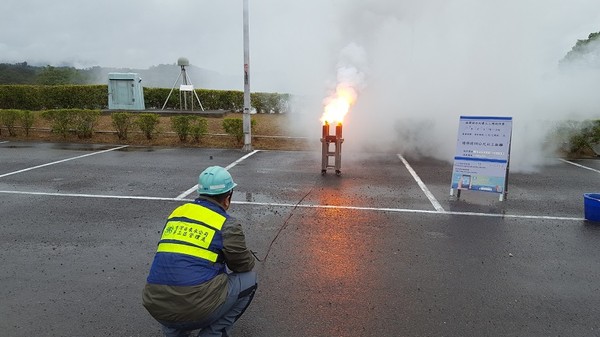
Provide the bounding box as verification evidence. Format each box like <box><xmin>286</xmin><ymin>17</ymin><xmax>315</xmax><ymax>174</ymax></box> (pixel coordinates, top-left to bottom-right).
<box><xmin>281</xmin><ymin>0</ymin><xmax>600</xmax><ymax>172</ymax></box>
<box><xmin>319</xmin><ymin>43</ymin><xmax>368</xmax><ymax>125</ymax></box>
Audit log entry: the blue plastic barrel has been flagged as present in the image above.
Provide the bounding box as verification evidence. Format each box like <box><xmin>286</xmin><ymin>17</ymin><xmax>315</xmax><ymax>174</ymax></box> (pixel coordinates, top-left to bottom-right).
<box><xmin>584</xmin><ymin>193</ymin><xmax>600</xmax><ymax>222</ymax></box>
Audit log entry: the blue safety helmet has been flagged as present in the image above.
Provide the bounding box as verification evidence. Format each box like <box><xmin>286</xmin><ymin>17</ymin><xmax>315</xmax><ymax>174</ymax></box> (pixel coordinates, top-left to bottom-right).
<box><xmin>198</xmin><ymin>166</ymin><xmax>237</xmax><ymax>195</ymax></box>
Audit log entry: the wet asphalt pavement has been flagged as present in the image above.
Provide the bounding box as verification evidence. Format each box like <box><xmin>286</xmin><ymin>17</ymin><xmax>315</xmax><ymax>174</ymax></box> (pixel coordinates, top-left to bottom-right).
<box><xmin>1</xmin><ymin>141</ymin><xmax>599</xmax><ymax>337</ymax></box>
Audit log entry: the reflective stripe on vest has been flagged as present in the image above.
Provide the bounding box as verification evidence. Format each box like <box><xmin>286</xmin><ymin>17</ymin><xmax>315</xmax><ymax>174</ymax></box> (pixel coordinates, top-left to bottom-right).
<box><xmin>157</xmin><ymin>203</ymin><xmax>226</xmax><ymax>262</ymax></box>
<box><xmin>169</xmin><ymin>203</ymin><xmax>226</xmax><ymax>230</ymax></box>
<box><xmin>157</xmin><ymin>242</ymin><xmax>219</xmax><ymax>262</ymax></box>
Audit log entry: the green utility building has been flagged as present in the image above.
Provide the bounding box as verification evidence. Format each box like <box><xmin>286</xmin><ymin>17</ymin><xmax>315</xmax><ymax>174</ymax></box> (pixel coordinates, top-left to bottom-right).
<box><xmin>108</xmin><ymin>73</ymin><xmax>145</xmax><ymax>110</ymax></box>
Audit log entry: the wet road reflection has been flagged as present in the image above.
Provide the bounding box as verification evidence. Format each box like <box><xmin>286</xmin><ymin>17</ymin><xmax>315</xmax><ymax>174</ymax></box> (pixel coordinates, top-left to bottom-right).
<box><xmin>279</xmin><ymin>190</ymin><xmax>385</xmax><ymax>336</ymax></box>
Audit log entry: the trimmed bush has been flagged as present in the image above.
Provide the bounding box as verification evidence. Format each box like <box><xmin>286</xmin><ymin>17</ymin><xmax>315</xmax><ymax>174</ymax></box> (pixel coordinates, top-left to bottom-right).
<box><xmin>21</xmin><ymin>110</ymin><xmax>35</xmax><ymax>136</ymax></box>
<box><xmin>40</xmin><ymin>109</ymin><xmax>100</xmax><ymax>139</ymax></box>
<box><xmin>171</xmin><ymin>115</ymin><xmax>197</xmax><ymax>142</ymax></box>
<box><xmin>571</xmin><ymin>120</ymin><xmax>600</xmax><ymax>153</ymax></box>
<box><xmin>191</xmin><ymin>118</ymin><xmax>208</xmax><ymax>143</ymax></box>
<box><xmin>136</xmin><ymin>113</ymin><xmax>160</xmax><ymax>140</ymax></box>
<box><xmin>111</xmin><ymin>112</ymin><xmax>133</xmax><ymax>140</ymax></box>
<box><xmin>222</xmin><ymin>117</ymin><xmax>256</xmax><ymax>144</ymax></box>
<box><xmin>552</xmin><ymin>119</ymin><xmax>600</xmax><ymax>155</ymax></box>
<box><xmin>41</xmin><ymin>109</ymin><xmax>76</xmax><ymax>138</ymax></box>
<box><xmin>73</xmin><ymin>109</ymin><xmax>100</xmax><ymax>138</ymax></box>
<box><xmin>0</xmin><ymin>109</ymin><xmax>22</xmax><ymax>136</ymax></box>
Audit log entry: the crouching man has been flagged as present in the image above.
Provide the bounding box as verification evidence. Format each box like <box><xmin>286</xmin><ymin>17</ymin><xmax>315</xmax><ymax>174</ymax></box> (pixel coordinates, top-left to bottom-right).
<box><xmin>143</xmin><ymin>166</ymin><xmax>257</xmax><ymax>337</ymax></box>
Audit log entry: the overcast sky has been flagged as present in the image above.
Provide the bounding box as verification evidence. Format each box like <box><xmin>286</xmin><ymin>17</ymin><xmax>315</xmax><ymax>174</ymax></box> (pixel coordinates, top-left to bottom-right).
<box><xmin>1</xmin><ymin>0</ymin><xmax>598</xmax><ymax>93</ymax></box>
<box><xmin>2</xmin><ymin>0</ymin><xmax>600</xmax><ymax>170</ymax></box>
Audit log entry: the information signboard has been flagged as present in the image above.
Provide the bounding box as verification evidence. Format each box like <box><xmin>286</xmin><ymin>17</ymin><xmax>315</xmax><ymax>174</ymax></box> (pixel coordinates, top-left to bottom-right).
<box><xmin>450</xmin><ymin>116</ymin><xmax>513</xmax><ymax>200</ymax></box>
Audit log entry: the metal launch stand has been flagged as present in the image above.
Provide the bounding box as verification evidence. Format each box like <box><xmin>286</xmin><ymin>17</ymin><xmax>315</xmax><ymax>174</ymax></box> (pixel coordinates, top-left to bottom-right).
<box><xmin>321</xmin><ymin>122</ymin><xmax>344</xmax><ymax>176</ymax></box>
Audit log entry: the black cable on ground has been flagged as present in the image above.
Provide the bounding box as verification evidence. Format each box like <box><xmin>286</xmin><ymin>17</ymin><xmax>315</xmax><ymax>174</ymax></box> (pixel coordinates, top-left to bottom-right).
<box><xmin>260</xmin><ymin>185</ymin><xmax>315</xmax><ymax>262</ymax></box>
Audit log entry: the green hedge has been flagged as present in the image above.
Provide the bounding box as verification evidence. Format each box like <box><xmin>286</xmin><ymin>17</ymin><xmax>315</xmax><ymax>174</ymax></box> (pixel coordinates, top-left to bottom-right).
<box><xmin>0</xmin><ymin>85</ymin><xmax>107</xmax><ymax>110</ymax></box>
<box><xmin>0</xmin><ymin>85</ymin><xmax>290</xmax><ymax>113</ymax></box>
<box><xmin>251</xmin><ymin>92</ymin><xmax>290</xmax><ymax>113</ymax></box>
<box><xmin>0</xmin><ymin>86</ymin><xmax>42</xmax><ymax>110</ymax></box>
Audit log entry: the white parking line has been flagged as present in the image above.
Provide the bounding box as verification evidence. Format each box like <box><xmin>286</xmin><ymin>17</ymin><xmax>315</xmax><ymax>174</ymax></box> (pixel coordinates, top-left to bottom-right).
<box><xmin>235</xmin><ymin>201</ymin><xmax>582</xmax><ymax>221</ymax></box>
<box><xmin>175</xmin><ymin>150</ymin><xmax>261</xmax><ymax>200</ymax></box>
<box><xmin>0</xmin><ymin>190</ymin><xmax>180</xmax><ymax>201</ymax></box>
<box><xmin>397</xmin><ymin>154</ymin><xmax>445</xmax><ymax>212</ymax></box>
<box><xmin>0</xmin><ymin>141</ymin><xmax>9</xmax><ymax>144</ymax></box>
<box><xmin>0</xmin><ymin>190</ymin><xmax>584</xmax><ymax>221</ymax></box>
<box><xmin>0</xmin><ymin>145</ymin><xmax>129</xmax><ymax>178</ymax></box>
<box><xmin>559</xmin><ymin>158</ymin><xmax>600</xmax><ymax>174</ymax></box>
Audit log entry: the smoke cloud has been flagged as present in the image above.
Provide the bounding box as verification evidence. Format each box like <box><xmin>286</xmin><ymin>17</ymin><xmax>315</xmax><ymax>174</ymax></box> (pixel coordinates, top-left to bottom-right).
<box><xmin>280</xmin><ymin>0</ymin><xmax>600</xmax><ymax>172</ymax></box>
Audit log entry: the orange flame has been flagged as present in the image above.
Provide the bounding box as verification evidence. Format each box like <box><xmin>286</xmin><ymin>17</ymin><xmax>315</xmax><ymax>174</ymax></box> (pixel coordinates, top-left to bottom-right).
<box><xmin>320</xmin><ymin>84</ymin><xmax>357</xmax><ymax>125</ymax></box>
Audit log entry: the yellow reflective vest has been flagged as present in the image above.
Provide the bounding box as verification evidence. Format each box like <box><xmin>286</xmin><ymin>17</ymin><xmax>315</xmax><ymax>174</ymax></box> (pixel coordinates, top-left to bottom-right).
<box><xmin>157</xmin><ymin>203</ymin><xmax>227</xmax><ymax>263</ymax></box>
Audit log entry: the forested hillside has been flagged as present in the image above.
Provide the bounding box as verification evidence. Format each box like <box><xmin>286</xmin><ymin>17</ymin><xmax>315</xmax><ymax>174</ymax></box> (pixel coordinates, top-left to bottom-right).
<box><xmin>560</xmin><ymin>31</ymin><xmax>600</xmax><ymax>68</ymax></box>
<box><xmin>0</xmin><ymin>62</ymin><xmax>238</xmax><ymax>89</ymax></box>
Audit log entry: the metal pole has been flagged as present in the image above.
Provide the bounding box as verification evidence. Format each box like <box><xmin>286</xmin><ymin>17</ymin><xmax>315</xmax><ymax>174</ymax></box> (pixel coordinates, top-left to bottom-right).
<box><xmin>182</xmin><ymin>66</ymin><xmax>188</xmax><ymax>110</ymax></box>
<box><xmin>242</xmin><ymin>0</ymin><xmax>252</xmax><ymax>151</ymax></box>
<box><xmin>321</xmin><ymin>123</ymin><xmax>329</xmax><ymax>174</ymax></box>
<box><xmin>161</xmin><ymin>71</ymin><xmax>182</xmax><ymax>111</ymax></box>
<box><xmin>334</xmin><ymin>124</ymin><xmax>342</xmax><ymax>175</ymax></box>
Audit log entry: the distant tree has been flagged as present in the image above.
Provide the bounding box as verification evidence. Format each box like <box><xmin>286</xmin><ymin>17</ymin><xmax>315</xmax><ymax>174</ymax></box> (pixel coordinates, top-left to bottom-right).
<box><xmin>560</xmin><ymin>31</ymin><xmax>600</xmax><ymax>67</ymax></box>
<box><xmin>0</xmin><ymin>62</ymin><xmax>37</xmax><ymax>84</ymax></box>
<box><xmin>79</xmin><ymin>66</ymin><xmax>104</xmax><ymax>84</ymax></box>
<box><xmin>36</xmin><ymin>65</ymin><xmax>74</xmax><ymax>85</ymax></box>
<box><xmin>35</xmin><ymin>65</ymin><xmax>91</xmax><ymax>85</ymax></box>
